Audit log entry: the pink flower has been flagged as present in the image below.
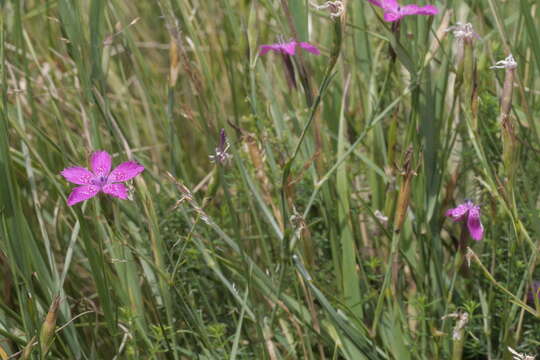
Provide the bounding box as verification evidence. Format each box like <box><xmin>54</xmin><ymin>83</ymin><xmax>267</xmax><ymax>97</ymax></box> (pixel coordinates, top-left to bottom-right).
<box><xmin>259</xmin><ymin>40</ymin><xmax>320</xmax><ymax>56</ymax></box>
<box><xmin>367</xmin><ymin>0</ymin><xmax>438</xmax><ymax>22</ymax></box>
<box><xmin>61</xmin><ymin>151</ymin><xmax>144</xmax><ymax>206</ymax></box>
<box><xmin>259</xmin><ymin>39</ymin><xmax>320</xmax><ymax>88</ymax></box>
<box><xmin>445</xmin><ymin>200</ymin><xmax>484</xmax><ymax>241</ymax></box>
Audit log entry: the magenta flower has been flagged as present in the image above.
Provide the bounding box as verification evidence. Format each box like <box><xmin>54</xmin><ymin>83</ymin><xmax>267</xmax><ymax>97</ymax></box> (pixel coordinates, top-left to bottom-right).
<box><xmin>445</xmin><ymin>200</ymin><xmax>484</xmax><ymax>241</ymax></box>
<box><xmin>367</xmin><ymin>0</ymin><xmax>438</xmax><ymax>22</ymax></box>
<box><xmin>259</xmin><ymin>40</ymin><xmax>320</xmax><ymax>56</ymax></box>
<box><xmin>61</xmin><ymin>151</ymin><xmax>144</xmax><ymax>206</ymax></box>
<box><xmin>259</xmin><ymin>39</ymin><xmax>320</xmax><ymax>88</ymax></box>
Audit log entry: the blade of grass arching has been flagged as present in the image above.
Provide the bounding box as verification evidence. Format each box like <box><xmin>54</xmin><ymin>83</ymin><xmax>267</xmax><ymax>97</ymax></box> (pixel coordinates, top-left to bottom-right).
<box><xmin>2</xmin><ymin>9</ymin><xmax>72</xmax><ymax>353</ymax></box>
<box><xmin>229</xmin><ymin>287</ymin><xmax>249</xmax><ymax>360</ymax></box>
<box><xmin>293</xmin><ymin>255</ymin><xmax>381</xmax><ymax>359</ymax></box>
<box><xmin>137</xmin><ymin>179</ymin><xmax>180</xmax><ymax>360</ymax></box>
<box><xmin>336</xmin><ymin>75</ymin><xmax>363</xmax><ymax>317</ymax></box>
<box><xmin>301</xmin><ymin>86</ymin><xmax>412</xmax><ymax>221</ymax></box>
<box><xmin>106</xmin><ymin>224</ymin><xmax>152</xmax><ymax>347</ymax></box>
<box><xmin>89</xmin><ymin>0</ymin><xmax>105</xmax><ymax>82</ymax></box>
<box><xmin>235</xmin><ymin>156</ymin><xmax>284</xmax><ymax>240</ymax></box>
<box><xmin>7</xmin><ymin>50</ymin><xmax>60</xmax><ymax>291</ymax></box>
<box><xmin>177</xmin><ymin>187</ymin><xmax>384</xmax><ymax>358</ymax></box>
<box><xmin>191</xmin><ymin>237</ymin><xmax>256</xmax><ymax>320</ymax></box>
<box><xmin>351</xmin><ymin>0</ymin><xmax>372</xmax><ymax>76</ymax></box>
<box><xmin>378</xmin><ymin>309</ymin><xmax>411</xmax><ymax>360</ymax></box>
<box><xmin>518</xmin><ymin>0</ymin><xmax>540</xmax><ymax>140</ymax></box>
<box><xmin>7</xmin><ymin>54</ymin><xmax>83</xmax><ymax>355</ymax></box>
<box><xmin>76</xmin><ymin>207</ymin><xmax>118</xmax><ymax>336</ymax></box>
<box><xmin>0</xmin><ymin>140</ymin><xmax>42</xmax><ymax>350</ymax></box>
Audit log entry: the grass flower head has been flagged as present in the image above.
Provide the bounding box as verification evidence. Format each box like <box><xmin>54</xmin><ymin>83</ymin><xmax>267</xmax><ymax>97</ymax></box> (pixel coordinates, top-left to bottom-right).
<box><xmin>61</xmin><ymin>151</ymin><xmax>144</xmax><ymax>206</ymax></box>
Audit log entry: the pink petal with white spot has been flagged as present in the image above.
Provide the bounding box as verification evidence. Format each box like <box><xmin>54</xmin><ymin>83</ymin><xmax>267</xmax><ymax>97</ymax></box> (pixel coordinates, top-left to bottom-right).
<box><xmin>298</xmin><ymin>42</ymin><xmax>321</xmax><ymax>55</ymax></box>
<box><xmin>260</xmin><ymin>44</ymin><xmax>282</xmax><ymax>56</ymax></box>
<box><xmin>400</xmin><ymin>4</ymin><xmax>439</xmax><ymax>16</ymax></box>
<box><xmin>383</xmin><ymin>12</ymin><xmax>402</xmax><ymax>22</ymax></box>
<box><xmin>90</xmin><ymin>151</ymin><xmax>112</xmax><ymax>177</ymax></box>
<box><xmin>102</xmin><ymin>183</ymin><xmax>129</xmax><ymax>200</ymax></box>
<box><xmin>60</xmin><ymin>166</ymin><xmax>95</xmax><ymax>185</ymax></box>
<box><xmin>467</xmin><ymin>207</ymin><xmax>484</xmax><ymax>241</ymax></box>
<box><xmin>67</xmin><ymin>185</ymin><xmax>100</xmax><ymax>206</ymax></box>
<box><xmin>445</xmin><ymin>203</ymin><xmax>470</xmax><ymax>221</ymax></box>
<box><xmin>280</xmin><ymin>41</ymin><xmax>297</xmax><ymax>55</ymax></box>
<box><xmin>108</xmin><ymin>161</ymin><xmax>144</xmax><ymax>183</ymax></box>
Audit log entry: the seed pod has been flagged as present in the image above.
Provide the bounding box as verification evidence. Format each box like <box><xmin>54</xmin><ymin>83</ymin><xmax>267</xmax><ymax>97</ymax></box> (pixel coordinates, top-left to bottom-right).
<box><xmin>393</xmin><ymin>147</ymin><xmax>415</xmax><ymax>233</ymax></box>
<box><xmin>491</xmin><ymin>55</ymin><xmax>518</xmax><ymax>187</ymax></box>
<box><xmin>39</xmin><ymin>296</ymin><xmax>61</xmax><ymax>356</ymax></box>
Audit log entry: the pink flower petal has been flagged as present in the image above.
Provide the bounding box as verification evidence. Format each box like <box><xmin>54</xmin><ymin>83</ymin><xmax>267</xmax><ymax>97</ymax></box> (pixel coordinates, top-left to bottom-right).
<box><xmin>108</xmin><ymin>161</ymin><xmax>145</xmax><ymax>183</ymax></box>
<box><xmin>298</xmin><ymin>42</ymin><xmax>321</xmax><ymax>55</ymax></box>
<box><xmin>445</xmin><ymin>203</ymin><xmax>470</xmax><ymax>221</ymax></box>
<box><xmin>66</xmin><ymin>185</ymin><xmax>100</xmax><ymax>206</ymax></box>
<box><xmin>60</xmin><ymin>167</ymin><xmax>95</xmax><ymax>185</ymax></box>
<box><xmin>369</xmin><ymin>0</ymin><xmax>437</xmax><ymax>22</ymax></box>
<box><xmin>367</xmin><ymin>0</ymin><xmax>399</xmax><ymax>11</ymax></box>
<box><xmin>260</xmin><ymin>44</ymin><xmax>281</xmax><ymax>56</ymax></box>
<box><xmin>102</xmin><ymin>183</ymin><xmax>129</xmax><ymax>200</ymax></box>
<box><xmin>467</xmin><ymin>207</ymin><xmax>484</xmax><ymax>241</ymax></box>
<box><xmin>400</xmin><ymin>4</ymin><xmax>439</xmax><ymax>16</ymax></box>
<box><xmin>260</xmin><ymin>42</ymin><xmax>298</xmax><ymax>56</ymax></box>
<box><xmin>280</xmin><ymin>41</ymin><xmax>297</xmax><ymax>55</ymax></box>
<box><xmin>90</xmin><ymin>151</ymin><xmax>112</xmax><ymax>177</ymax></box>
<box><xmin>366</xmin><ymin>0</ymin><xmax>383</xmax><ymax>6</ymax></box>
<box><xmin>383</xmin><ymin>12</ymin><xmax>402</xmax><ymax>22</ymax></box>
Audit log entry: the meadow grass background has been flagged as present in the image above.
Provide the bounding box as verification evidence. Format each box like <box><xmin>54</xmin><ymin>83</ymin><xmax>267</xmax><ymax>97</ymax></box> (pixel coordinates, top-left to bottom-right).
<box><xmin>1</xmin><ymin>0</ymin><xmax>540</xmax><ymax>359</ymax></box>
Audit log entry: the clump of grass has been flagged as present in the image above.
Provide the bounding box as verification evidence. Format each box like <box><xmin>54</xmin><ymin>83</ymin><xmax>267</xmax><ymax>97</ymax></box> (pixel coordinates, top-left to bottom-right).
<box><xmin>1</xmin><ymin>0</ymin><xmax>539</xmax><ymax>359</ymax></box>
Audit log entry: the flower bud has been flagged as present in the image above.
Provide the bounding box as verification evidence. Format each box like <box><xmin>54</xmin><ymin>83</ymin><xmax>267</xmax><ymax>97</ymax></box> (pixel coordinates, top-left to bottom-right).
<box><xmin>393</xmin><ymin>147</ymin><xmax>415</xmax><ymax>233</ymax></box>
<box><xmin>491</xmin><ymin>55</ymin><xmax>518</xmax><ymax>188</ymax></box>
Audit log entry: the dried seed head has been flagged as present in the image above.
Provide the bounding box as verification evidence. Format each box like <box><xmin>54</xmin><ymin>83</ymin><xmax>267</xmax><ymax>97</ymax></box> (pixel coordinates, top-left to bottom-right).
<box><xmin>393</xmin><ymin>147</ymin><xmax>415</xmax><ymax>233</ymax></box>
<box><xmin>508</xmin><ymin>347</ymin><xmax>536</xmax><ymax>360</ymax></box>
<box><xmin>39</xmin><ymin>296</ymin><xmax>61</xmax><ymax>356</ymax></box>
<box><xmin>441</xmin><ymin>311</ymin><xmax>469</xmax><ymax>340</ymax></box>
<box><xmin>446</xmin><ymin>22</ymin><xmax>480</xmax><ymax>41</ymax></box>
<box><xmin>311</xmin><ymin>1</ymin><xmax>345</xmax><ymax>19</ymax></box>
<box><xmin>374</xmin><ymin>210</ymin><xmax>389</xmax><ymax>224</ymax></box>
<box><xmin>490</xmin><ymin>54</ymin><xmax>517</xmax><ymax>70</ymax></box>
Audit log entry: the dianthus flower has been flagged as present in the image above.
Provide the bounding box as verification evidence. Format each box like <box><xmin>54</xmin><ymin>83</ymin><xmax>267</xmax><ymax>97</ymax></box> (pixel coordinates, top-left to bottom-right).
<box><xmin>445</xmin><ymin>200</ymin><xmax>484</xmax><ymax>241</ymax></box>
<box><xmin>61</xmin><ymin>151</ymin><xmax>144</xmax><ymax>206</ymax></box>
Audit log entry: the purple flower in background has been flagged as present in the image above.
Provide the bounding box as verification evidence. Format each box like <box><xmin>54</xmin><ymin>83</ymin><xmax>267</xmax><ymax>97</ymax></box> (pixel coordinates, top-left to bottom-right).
<box><xmin>367</xmin><ymin>0</ymin><xmax>438</xmax><ymax>22</ymax></box>
<box><xmin>209</xmin><ymin>129</ymin><xmax>232</xmax><ymax>165</ymax></box>
<box><xmin>61</xmin><ymin>151</ymin><xmax>144</xmax><ymax>206</ymax></box>
<box><xmin>445</xmin><ymin>200</ymin><xmax>484</xmax><ymax>241</ymax></box>
<box><xmin>259</xmin><ymin>40</ymin><xmax>321</xmax><ymax>57</ymax></box>
<box><xmin>528</xmin><ymin>281</ymin><xmax>540</xmax><ymax>305</ymax></box>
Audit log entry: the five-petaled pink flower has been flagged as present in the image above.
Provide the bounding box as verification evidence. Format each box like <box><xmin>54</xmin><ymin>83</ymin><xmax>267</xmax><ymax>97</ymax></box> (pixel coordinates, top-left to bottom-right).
<box><xmin>259</xmin><ymin>40</ymin><xmax>321</xmax><ymax>57</ymax></box>
<box><xmin>445</xmin><ymin>200</ymin><xmax>484</xmax><ymax>241</ymax></box>
<box><xmin>61</xmin><ymin>151</ymin><xmax>144</xmax><ymax>206</ymax></box>
<box><xmin>367</xmin><ymin>0</ymin><xmax>438</xmax><ymax>22</ymax></box>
